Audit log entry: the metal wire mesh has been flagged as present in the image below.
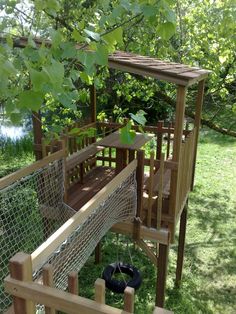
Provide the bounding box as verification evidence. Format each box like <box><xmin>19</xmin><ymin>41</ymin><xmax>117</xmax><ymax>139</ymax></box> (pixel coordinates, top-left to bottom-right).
<box><xmin>0</xmin><ymin>159</ymin><xmax>75</xmax><ymax>312</ymax></box>
<box><xmin>34</xmin><ymin>170</ymin><xmax>137</xmax><ymax>291</ymax></box>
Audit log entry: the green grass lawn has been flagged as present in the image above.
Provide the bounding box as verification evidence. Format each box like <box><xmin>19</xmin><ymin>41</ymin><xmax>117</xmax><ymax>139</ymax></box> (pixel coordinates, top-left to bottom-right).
<box><xmin>78</xmin><ymin>128</ymin><xmax>236</xmax><ymax>314</ymax></box>
<box><xmin>1</xmin><ymin>129</ymin><xmax>235</xmax><ymax>313</ymax></box>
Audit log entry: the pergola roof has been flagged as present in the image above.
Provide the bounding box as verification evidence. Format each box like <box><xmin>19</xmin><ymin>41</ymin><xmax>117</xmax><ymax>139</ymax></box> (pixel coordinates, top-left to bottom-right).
<box><xmin>4</xmin><ymin>36</ymin><xmax>210</xmax><ymax>86</ymax></box>
<box><xmin>108</xmin><ymin>51</ymin><xmax>210</xmax><ymax>86</ymax></box>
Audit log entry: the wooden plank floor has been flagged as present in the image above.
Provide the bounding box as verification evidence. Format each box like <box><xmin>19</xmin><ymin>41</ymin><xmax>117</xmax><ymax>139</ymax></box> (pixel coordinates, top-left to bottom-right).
<box><xmin>66</xmin><ymin>166</ymin><xmax>116</xmax><ymax>211</ymax></box>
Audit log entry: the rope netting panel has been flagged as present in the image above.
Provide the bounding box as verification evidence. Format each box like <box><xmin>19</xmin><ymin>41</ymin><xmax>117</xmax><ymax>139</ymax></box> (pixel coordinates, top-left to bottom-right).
<box><xmin>34</xmin><ymin>170</ymin><xmax>137</xmax><ymax>292</ymax></box>
<box><xmin>0</xmin><ymin>159</ymin><xmax>75</xmax><ymax>312</ymax></box>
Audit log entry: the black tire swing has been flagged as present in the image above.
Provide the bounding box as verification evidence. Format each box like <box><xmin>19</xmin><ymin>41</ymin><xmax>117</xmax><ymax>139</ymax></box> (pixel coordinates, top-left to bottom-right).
<box><xmin>102</xmin><ymin>262</ymin><xmax>142</xmax><ymax>293</ymax></box>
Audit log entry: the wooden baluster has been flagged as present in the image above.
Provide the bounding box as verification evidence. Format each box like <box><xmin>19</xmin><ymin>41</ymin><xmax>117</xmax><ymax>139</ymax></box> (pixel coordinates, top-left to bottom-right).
<box><xmin>166</xmin><ymin>122</ymin><xmax>171</xmax><ymax>159</ymax></box>
<box><xmin>156</xmin><ymin>153</ymin><xmax>164</xmax><ymax>229</ymax></box>
<box><xmin>94</xmin><ymin>278</ymin><xmax>105</xmax><ymax>304</ymax></box>
<box><xmin>68</xmin><ymin>271</ymin><xmax>79</xmax><ymax>295</ymax></box>
<box><xmin>156</xmin><ymin>121</ymin><xmax>164</xmax><ymax>160</ymax></box>
<box><xmin>9</xmin><ymin>252</ymin><xmax>35</xmax><ymax>314</ymax></box>
<box><xmin>43</xmin><ymin>264</ymin><xmax>56</xmax><ymax>314</ymax></box>
<box><xmin>124</xmin><ymin>287</ymin><xmax>134</xmax><ymax>313</ymax></box>
<box><xmin>147</xmin><ymin>151</ymin><xmax>155</xmax><ymax>227</ymax></box>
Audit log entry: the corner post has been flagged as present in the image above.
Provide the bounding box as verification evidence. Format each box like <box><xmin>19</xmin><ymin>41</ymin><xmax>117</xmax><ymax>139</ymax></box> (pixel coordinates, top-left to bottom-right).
<box><xmin>133</xmin><ymin>150</ymin><xmax>144</xmax><ymax>241</ymax></box>
<box><xmin>175</xmin><ymin>201</ymin><xmax>188</xmax><ymax>286</ymax></box>
<box><xmin>9</xmin><ymin>252</ymin><xmax>34</xmax><ymax>314</ymax></box>
<box><xmin>169</xmin><ymin>85</ymin><xmax>187</xmax><ymax>240</ymax></box>
<box><xmin>156</xmin><ymin>243</ymin><xmax>169</xmax><ymax>308</ymax></box>
<box><xmin>191</xmin><ymin>79</ymin><xmax>205</xmax><ymax>189</ymax></box>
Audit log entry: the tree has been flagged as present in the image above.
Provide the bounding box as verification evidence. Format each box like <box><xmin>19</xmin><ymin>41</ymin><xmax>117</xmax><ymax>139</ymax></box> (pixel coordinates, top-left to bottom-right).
<box><xmin>0</xmin><ymin>0</ymin><xmax>176</xmax><ymax>130</ymax></box>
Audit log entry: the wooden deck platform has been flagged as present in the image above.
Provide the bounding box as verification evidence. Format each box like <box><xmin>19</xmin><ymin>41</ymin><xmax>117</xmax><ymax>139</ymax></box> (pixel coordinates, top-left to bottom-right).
<box><xmin>67</xmin><ymin>166</ymin><xmax>116</xmax><ymax>211</ymax></box>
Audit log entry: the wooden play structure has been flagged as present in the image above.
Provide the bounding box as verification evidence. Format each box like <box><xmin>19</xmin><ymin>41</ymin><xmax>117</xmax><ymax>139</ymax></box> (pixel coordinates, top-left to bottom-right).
<box><xmin>0</xmin><ymin>38</ymin><xmax>211</xmax><ymax>313</ymax></box>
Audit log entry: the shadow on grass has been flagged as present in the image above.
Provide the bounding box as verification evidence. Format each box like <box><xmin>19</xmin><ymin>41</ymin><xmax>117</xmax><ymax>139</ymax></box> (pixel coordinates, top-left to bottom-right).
<box><xmin>167</xmin><ymin>187</ymin><xmax>236</xmax><ymax>314</ymax></box>
<box><xmin>199</xmin><ymin>127</ymin><xmax>236</xmax><ymax>146</ymax></box>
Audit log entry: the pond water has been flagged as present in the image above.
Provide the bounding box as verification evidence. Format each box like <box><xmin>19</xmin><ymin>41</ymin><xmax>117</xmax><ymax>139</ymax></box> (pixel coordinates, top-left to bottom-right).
<box><xmin>0</xmin><ymin>124</ymin><xmax>26</xmax><ymax>140</ymax></box>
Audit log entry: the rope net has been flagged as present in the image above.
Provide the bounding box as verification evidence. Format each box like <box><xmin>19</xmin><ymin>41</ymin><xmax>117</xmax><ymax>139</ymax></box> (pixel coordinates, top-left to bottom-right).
<box><xmin>34</xmin><ymin>169</ymin><xmax>137</xmax><ymax>292</ymax></box>
<box><xmin>0</xmin><ymin>159</ymin><xmax>75</xmax><ymax>312</ymax></box>
<box><xmin>0</xmin><ymin>158</ymin><xmax>137</xmax><ymax>312</ymax></box>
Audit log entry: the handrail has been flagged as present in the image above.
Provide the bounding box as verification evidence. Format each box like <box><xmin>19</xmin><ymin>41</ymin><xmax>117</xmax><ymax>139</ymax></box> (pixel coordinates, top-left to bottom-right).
<box><xmin>31</xmin><ymin>159</ymin><xmax>137</xmax><ymax>270</ymax></box>
<box><xmin>0</xmin><ymin>150</ymin><xmax>65</xmax><ymax>190</ymax></box>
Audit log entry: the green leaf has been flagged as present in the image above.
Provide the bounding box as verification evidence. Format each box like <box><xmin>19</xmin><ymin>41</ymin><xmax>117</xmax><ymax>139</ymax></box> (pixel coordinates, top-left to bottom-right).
<box><xmin>95</xmin><ymin>44</ymin><xmax>109</xmax><ymax>66</ymax></box>
<box><xmin>142</xmin><ymin>4</ymin><xmax>158</xmax><ymax>17</ymax></box>
<box><xmin>50</xmin><ymin>29</ymin><xmax>63</xmax><ymax>48</ymax></box>
<box><xmin>30</xmin><ymin>69</ymin><xmax>47</xmax><ymax>91</ymax></box>
<box><xmin>157</xmin><ymin>22</ymin><xmax>176</xmax><ymax>40</ymax></box>
<box><xmin>84</xmin><ymin>29</ymin><xmax>100</xmax><ymax>42</ymax></box>
<box><xmin>58</xmin><ymin>93</ymin><xmax>77</xmax><ymax>110</ymax></box>
<box><xmin>120</xmin><ymin>121</ymin><xmax>136</xmax><ymax>145</ymax></box>
<box><xmin>68</xmin><ymin>127</ymin><xmax>81</xmax><ymax>135</ymax></box>
<box><xmin>43</xmin><ymin>60</ymin><xmax>64</xmax><ymax>87</ymax></box>
<box><xmin>130</xmin><ymin>110</ymin><xmax>147</xmax><ymax>126</ymax></box>
<box><xmin>60</xmin><ymin>42</ymin><xmax>77</xmax><ymax>59</ymax></box>
<box><xmin>18</xmin><ymin>91</ymin><xmax>44</xmax><ymax>111</ymax></box>
<box><xmin>103</xmin><ymin>27</ymin><xmax>123</xmax><ymax>47</ymax></box>
<box><xmin>72</xmin><ymin>29</ymin><xmax>85</xmax><ymax>43</ymax></box>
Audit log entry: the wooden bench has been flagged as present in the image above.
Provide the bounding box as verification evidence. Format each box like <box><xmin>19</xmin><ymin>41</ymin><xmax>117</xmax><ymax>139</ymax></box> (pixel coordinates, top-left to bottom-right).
<box><xmin>144</xmin><ymin>167</ymin><xmax>171</xmax><ymax>197</ymax></box>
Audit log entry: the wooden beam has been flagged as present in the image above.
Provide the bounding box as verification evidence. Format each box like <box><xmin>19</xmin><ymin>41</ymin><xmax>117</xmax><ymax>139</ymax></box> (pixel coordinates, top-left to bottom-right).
<box><xmin>111</xmin><ymin>222</ymin><xmax>170</xmax><ymax>245</ymax></box>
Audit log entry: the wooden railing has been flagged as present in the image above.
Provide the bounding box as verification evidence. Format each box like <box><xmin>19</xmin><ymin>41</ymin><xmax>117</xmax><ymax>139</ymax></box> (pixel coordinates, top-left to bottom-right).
<box><xmin>175</xmin><ymin>127</ymin><xmax>196</xmax><ymax>219</ymax></box>
<box><xmin>5</xmin><ymin>253</ymin><xmax>172</xmax><ymax>313</ymax></box>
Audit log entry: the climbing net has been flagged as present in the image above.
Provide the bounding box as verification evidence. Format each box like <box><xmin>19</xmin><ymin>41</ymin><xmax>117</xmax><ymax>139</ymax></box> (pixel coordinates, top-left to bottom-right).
<box><xmin>33</xmin><ymin>169</ymin><xmax>137</xmax><ymax>292</ymax></box>
<box><xmin>0</xmin><ymin>157</ymin><xmax>137</xmax><ymax>312</ymax></box>
<box><xmin>0</xmin><ymin>159</ymin><xmax>75</xmax><ymax>312</ymax></box>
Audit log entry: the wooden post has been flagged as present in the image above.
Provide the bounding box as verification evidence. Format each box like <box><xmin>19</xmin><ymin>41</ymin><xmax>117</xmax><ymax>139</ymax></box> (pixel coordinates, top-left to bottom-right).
<box><xmin>9</xmin><ymin>252</ymin><xmax>34</xmax><ymax>314</ymax></box>
<box><xmin>43</xmin><ymin>264</ymin><xmax>56</xmax><ymax>314</ymax></box>
<box><xmin>94</xmin><ymin>278</ymin><xmax>105</xmax><ymax>304</ymax></box>
<box><xmin>133</xmin><ymin>150</ymin><xmax>144</xmax><ymax>241</ymax></box>
<box><xmin>175</xmin><ymin>202</ymin><xmax>188</xmax><ymax>287</ymax></box>
<box><xmin>90</xmin><ymin>84</ymin><xmax>96</xmax><ymax>123</ymax></box>
<box><xmin>191</xmin><ymin>80</ymin><xmax>205</xmax><ymax>189</ymax></box>
<box><xmin>68</xmin><ymin>271</ymin><xmax>79</xmax><ymax>295</ymax></box>
<box><xmin>156</xmin><ymin>244</ymin><xmax>169</xmax><ymax>308</ymax></box>
<box><xmin>32</xmin><ymin>111</ymin><xmax>43</xmax><ymax>161</ymax></box>
<box><xmin>95</xmin><ymin>242</ymin><xmax>102</xmax><ymax>264</ymax></box>
<box><xmin>124</xmin><ymin>287</ymin><xmax>134</xmax><ymax>313</ymax></box>
<box><xmin>169</xmin><ymin>85</ymin><xmax>187</xmax><ymax>240</ymax></box>
<box><xmin>147</xmin><ymin>151</ymin><xmax>155</xmax><ymax>227</ymax></box>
